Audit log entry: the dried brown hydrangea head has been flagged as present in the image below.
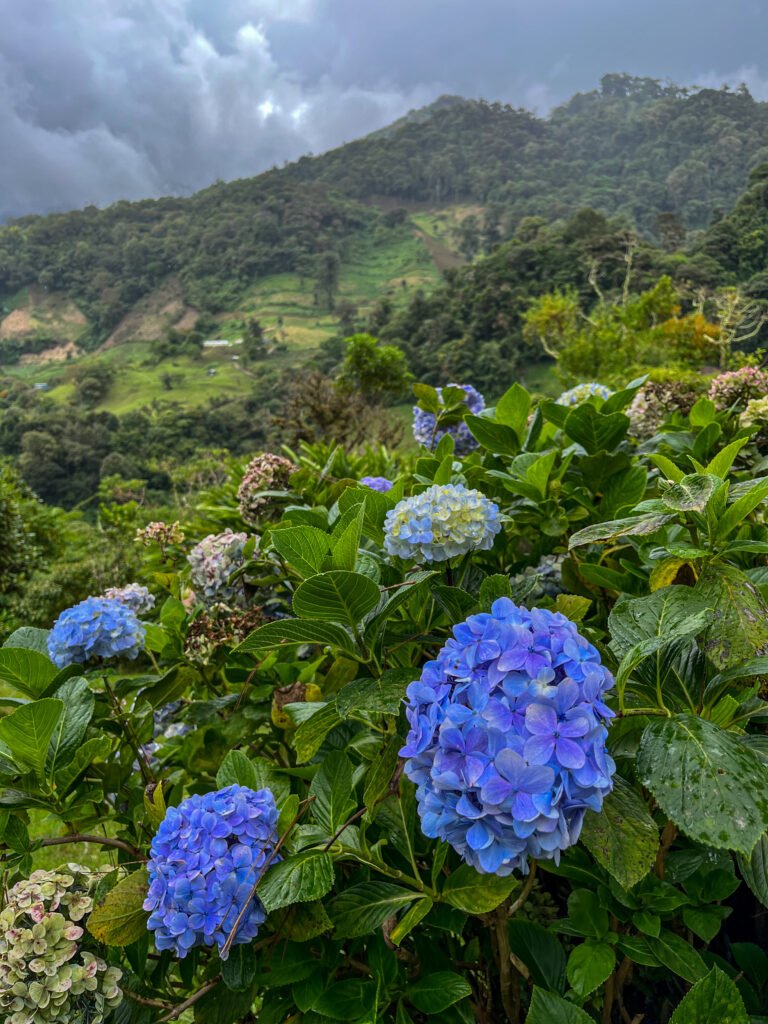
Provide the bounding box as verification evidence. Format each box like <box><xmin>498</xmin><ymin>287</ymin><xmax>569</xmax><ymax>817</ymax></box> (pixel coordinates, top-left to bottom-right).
<box><xmin>237</xmin><ymin>454</ymin><xmax>297</xmax><ymax>525</ymax></box>
<box><xmin>184</xmin><ymin>604</ymin><xmax>266</xmax><ymax>665</ymax></box>
<box><xmin>0</xmin><ymin>865</ymin><xmax>123</xmax><ymax>1024</ymax></box>
<box><xmin>627</xmin><ymin>379</ymin><xmax>703</xmax><ymax>439</ymax></box>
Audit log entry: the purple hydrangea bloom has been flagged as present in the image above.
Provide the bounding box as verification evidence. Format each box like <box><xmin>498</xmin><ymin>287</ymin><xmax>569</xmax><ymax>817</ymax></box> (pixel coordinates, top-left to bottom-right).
<box><xmin>47</xmin><ymin>597</ymin><xmax>145</xmax><ymax>668</ymax></box>
<box><xmin>144</xmin><ymin>785</ymin><xmax>280</xmax><ymax>958</ymax></box>
<box><xmin>188</xmin><ymin>531</ymin><xmax>250</xmax><ymax>606</ymax></box>
<box><xmin>360</xmin><ymin>476</ymin><xmax>393</xmax><ymax>493</ymax></box>
<box><xmin>413</xmin><ymin>383</ymin><xmax>484</xmax><ymax>454</ymax></box>
<box><xmin>401</xmin><ymin>599</ymin><xmax>615</xmax><ymax>875</ymax></box>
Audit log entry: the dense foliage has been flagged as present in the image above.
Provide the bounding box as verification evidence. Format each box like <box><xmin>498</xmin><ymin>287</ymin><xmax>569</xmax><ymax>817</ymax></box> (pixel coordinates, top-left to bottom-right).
<box><xmin>2</xmin><ymin>376</ymin><xmax>768</xmax><ymax>1023</ymax></box>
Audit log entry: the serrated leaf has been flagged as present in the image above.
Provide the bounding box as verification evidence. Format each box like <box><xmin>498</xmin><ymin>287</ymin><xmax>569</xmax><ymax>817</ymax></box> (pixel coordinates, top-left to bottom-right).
<box><xmin>271</xmin><ymin>900</ymin><xmax>332</xmax><ymax>941</ymax></box>
<box><xmin>221</xmin><ymin>943</ymin><xmax>258</xmax><ymax>991</ymax></box>
<box><xmin>0</xmin><ymin>648</ymin><xmax>57</xmax><ymax>698</ymax></box>
<box><xmin>310</xmin><ymin>751</ymin><xmax>356</xmax><ymax>832</ymax></box>
<box><xmin>270</xmin><ymin>526</ymin><xmax>331</xmax><ymax>577</ymax></box>
<box><xmin>293</xmin><ymin>702</ymin><xmax>342</xmax><ymax>763</ymax></box>
<box><xmin>580</xmin><ymin>777</ymin><xmax>658</xmax><ymax>889</ymax></box>
<box><xmin>329</xmin><ymin>882</ymin><xmax>417</xmax><ymax>938</ymax></box>
<box><xmin>293</xmin><ymin>570</ymin><xmax>380</xmax><ymax>627</ymax></box>
<box><xmin>442</xmin><ymin>863</ymin><xmax>519</xmax><ymax>914</ymax></box>
<box><xmin>738</xmin><ymin>832</ymin><xmax>768</xmax><ymax>908</ymax></box>
<box><xmin>637</xmin><ymin>715</ymin><xmax>768</xmax><ymax>854</ymax></box>
<box><xmin>661</xmin><ymin>473</ymin><xmax>718</xmax><ymax>512</ymax></box>
<box><xmin>563</xmin><ymin>404</ymin><xmax>629</xmax><ymax>454</ymax></box>
<box><xmin>406</xmin><ymin>972</ymin><xmax>472</xmax><ymax>1013</ymax></box>
<box><xmin>87</xmin><ymin>869</ymin><xmax>149</xmax><ymax>946</ymax></box>
<box><xmin>258</xmin><ymin>850</ymin><xmax>335</xmax><ymax>913</ymax></box>
<box><xmin>45</xmin><ymin>677</ymin><xmax>94</xmax><ymax>778</ymax></box>
<box><xmin>3</xmin><ymin>627</ymin><xmax>50</xmax><ymax>654</ymax></box>
<box><xmin>647</xmin><ymin>930</ymin><xmax>708</xmax><ymax>983</ymax></box>
<box><xmin>508</xmin><ymin>920</ymin><xmax>567</xmax><ymax>994</ymax></box>
<box><xmin>696</xmin><ymin>563</ymin><xmax>768</xmax><ymax>670</ymax></box>
<box><xmin>235</xmin><ymin>617</ymin><xmax>354</xmax><ymax>654</ymax></box>
<box><xmin>525</xmin><ymin>988</ymin><xmax>594</xmax><ymax>1023</ymax></box>
<box><xmin>465</xmin><ymin>414</ymin><xmax>521</xmax><ymax>455</ymax></box>
<box><xmin>569</xmin><ymin>513</ymin><xmax>676</xmax><ymax>549</ymax></box>
<box><xmin>669</xmin><ymin>967</ymin><xmax>749</xmax><ymax>1024</ymax></box>
<box><xmin>217</xmin><ymin>750</ymin><xmax>259</xmax><ymax>790</ymax></box>
<box><xmin>53</xmin><ymin>736</ymin><xmax>111</xmax><ymax>794</ymax></box>
<box><xmin>566</xmin><ymin>942</ymin><xmax>615</xmax><ymax>998</ymax></box>
<box><xmin>0</xmin><ymin>699</ymin><xmax>64</xmax><ymax>776</ymax></box>
<box><xmin>336</xmin><ymin>668</ymin><xmax>413</xmax><ymax>718</ymax></box>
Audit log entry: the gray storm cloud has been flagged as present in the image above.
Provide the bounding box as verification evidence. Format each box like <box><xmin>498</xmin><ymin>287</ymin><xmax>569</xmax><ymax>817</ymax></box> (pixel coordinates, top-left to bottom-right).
<box><xmin>2</xmin><ymin>0</ymin><xmax>768</xmax><ymax>220</ymax></box>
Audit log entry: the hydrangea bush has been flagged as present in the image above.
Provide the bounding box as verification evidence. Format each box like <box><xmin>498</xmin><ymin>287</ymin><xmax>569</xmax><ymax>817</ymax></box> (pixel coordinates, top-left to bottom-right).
<box><xmin>101</xmin><ymin>583</ymin><xmax>156</xmax><ymax>615</ymax></box>
<box><xmin>0</xmin><ymin>866</ymin><xmax>123</xmax><ymax>1024</ymax></box>
<box><xmin>3</xmin><ymin>374</ymin><xmax>768</xmax><ymax>1023</ymax></box>
<box><xmin>708</xmin><ymin>365</ymin><xmax>768</xmax><ymax>409</ymax></box>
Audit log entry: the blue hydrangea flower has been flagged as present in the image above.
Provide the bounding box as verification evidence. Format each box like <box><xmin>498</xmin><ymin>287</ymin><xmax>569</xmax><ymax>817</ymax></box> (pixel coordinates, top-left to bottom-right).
<box><xmin>144</xmin><ymin>785</ymin><xmax>280</xmax><ymax>958</ymax></box>
<box><xmin>556</xmin><ymin>382</ymin><xmax>613</xmax><ymax>406</ymax></box>
<box><xmin>48</xmin><ymin>597</ymin><xmax>145</xmax><ymax>669</ymax></box>
<box><xmin>101</xmin><ymin>583</ymin><xmax>156</xmax><ymax>615</ymax></box>
<box><xmin>413</xmin><ymin>383</ymin><xmax>484</xmax><ymax>454</ymax></box>
<box><xmin>384</xmin><ymin>484</ymin><xmax>501</xmax><ymax>562</ymax></box>
<box><xmin>400</xmin><ymin>599</ymin><xmax>615</xmax><ymax>875</ymax></box>
<box><xmin>360</xmin><ymin>476</ymin><xmax>393</xmax><ymax>493</ymax></box>
<box><xmin>188</xmin><ymin>531</ymin><xmax>250</xmax><ymax>606</ymax></box>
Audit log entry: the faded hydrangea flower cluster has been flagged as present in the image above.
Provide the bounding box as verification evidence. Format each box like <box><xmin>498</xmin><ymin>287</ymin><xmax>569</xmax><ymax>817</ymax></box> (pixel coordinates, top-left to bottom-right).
<box><xmin>708</xmin><ymin>366</ymin><xmax>768</xmax><ymax>410</ymax></box>
<box><xmin>556</xmin><ymin>382</ymin><xmax>613</xmax><ymax>406</ymax></box>
<box><xmin>0</xmin><ymin>865</ymin><xmax>123</xmax><ymax>1024</ymax></box>
<box><xmin>627</xmin><ymin>379</ymin><xmax>703</xmax><ymax>439</ymax></box>
<box><xmin>136</xmin><ymin>521</ymin><xmax>185</xmax><ymax>548</ymax></box>
<box><xmin>237</xmin><ymin>453</ymin><xmax>297</xmax><ymax>524</ymax></box>
<box><xmin>184</xmin><ymin>605</ymin><xmax>266</xmax><ymax>665</ymax></box>
<box><xmin>509</xmin><ymin>554</ymin><xmax>566</xmax><ymax>603</ymax></box>
<box><xmin>384</xmin><ymin>484</ymin><xmax>501</xmax><ymax>563</ymax></box>
<box><xmin>101</xmin><ymin>583</ymin><xmax>155</xmax><ymax>615</ymax></box>
<box><xmin>188</xmin><ymin>531</ymin><xmax>250</xmax><ymax>606</ymax></box>
<box><xmin>360</xmin><ymin>476</ymin><xmax>393</xmax><ymax>493</ymax></box>
<box><xmin>401</xmin><ymin>599</ymin><xmax>615</xmax><ymax>875</ymax></box>
<box><xmin>144</xmin><ymin>785</ymin><xmax>280</xmax><ymax>958</ymax></box>
<box><xmin>412</xmin><ymin>383</ymin><xmax>484</xmax><ymax>454</ymax></box>
<box><xmin>48</xmin><ymin>597</ymin><xmax>145</xmax><ymax>669</ymax></box>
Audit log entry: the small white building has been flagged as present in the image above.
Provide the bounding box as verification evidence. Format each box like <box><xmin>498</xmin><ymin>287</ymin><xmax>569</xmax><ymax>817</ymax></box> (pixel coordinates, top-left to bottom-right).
<box><xmin>203</xmin><ymin>339</ymin><xmax>231</xmax><ymax>348</ymax></box>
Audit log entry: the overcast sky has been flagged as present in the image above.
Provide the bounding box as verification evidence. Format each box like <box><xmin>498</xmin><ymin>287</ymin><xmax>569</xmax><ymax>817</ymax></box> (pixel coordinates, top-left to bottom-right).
<box><xmin>2</xmin><ymin>0</ymin><xmax>768</xmax><ymax>220</ymax></box>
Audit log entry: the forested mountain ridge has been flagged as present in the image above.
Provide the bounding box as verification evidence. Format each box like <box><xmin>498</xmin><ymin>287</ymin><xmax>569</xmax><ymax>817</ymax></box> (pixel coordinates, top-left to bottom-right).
<box><xmin>284</xmin><ymin>74</ymin><xmax>768</xmax><ymax>232</ymax></box>
<box><xmin>3</xmin><ymin>72</ymin><xmax>768</xmax><ymax>354</ymax></box>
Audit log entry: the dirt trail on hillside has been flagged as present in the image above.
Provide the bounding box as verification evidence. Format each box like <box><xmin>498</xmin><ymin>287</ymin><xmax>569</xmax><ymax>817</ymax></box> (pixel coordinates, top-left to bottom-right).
<box><xmin>414</xmin><ymin>229</ymin><xmax>466</xmax><ymax>273</ymax></box>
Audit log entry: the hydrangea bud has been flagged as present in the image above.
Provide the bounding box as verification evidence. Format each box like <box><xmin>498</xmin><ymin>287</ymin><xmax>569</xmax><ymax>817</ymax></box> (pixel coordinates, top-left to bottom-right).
<box><xmin>237</xmin><ymin>454</ymin><xmax>297</xmax><ymax>524</ymax></box>
<box><xmin>401</xmin><ymin>599</ymin><xmax>615</xmax><ymax>875</ymax></box>
<box><xmin>144</xmin><ymin>785</ymin><xmax>280</xmax><ymax>958</ymax></box>
<box><xmin>556</xmin><ymin>382</ymin><xmax>613</xmax><ymax>406</ymax></box>
<box><xmin>101</xmin><ymin>583</ymin><xmax>155</xmax><ymax>615</ymax></box>
<box><xmin>48</xmin><ymin>597</ymin><xmax>145</xmax><ymax>669</ymax></box>
<box><xmin>0</xmin><ymin>865</ymin><xmax>123</xmax><ymax>1024</ymax></box>
<box><xmin>384</xmin><ymin>484</ymin><xmax>501</xmax><ymax>562</ymax></box>
<box><xmin>360</xmin><ymin>476</ymin><xmax>393</xmax><ymax>493</ymax></box>
<box><xmin>187</xmin><ymin>531</ymin><xmax>250</xmax><ymax>606</ymax></box>
<box><xmin>412</xmin><ymin>384</ymin><xmax>484</xmax><ymax>454</ymax></box>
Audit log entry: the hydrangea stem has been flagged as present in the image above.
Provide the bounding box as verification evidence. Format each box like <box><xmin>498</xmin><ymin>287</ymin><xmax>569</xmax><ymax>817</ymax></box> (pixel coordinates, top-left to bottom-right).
<box><xmin>103</xmin><ymin>676</ymin><xmax>156</xmax><ymax>785</ymax></box>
